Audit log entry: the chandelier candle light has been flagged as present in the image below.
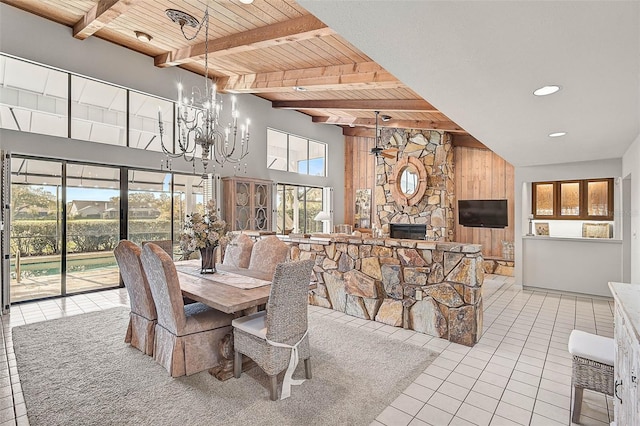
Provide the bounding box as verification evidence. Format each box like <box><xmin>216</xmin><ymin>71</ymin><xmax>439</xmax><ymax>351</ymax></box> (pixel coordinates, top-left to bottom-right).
<box><xmin>159</xmin><ymin>5</ymin><xmax>250</xmax><ymax>177</ymax></box>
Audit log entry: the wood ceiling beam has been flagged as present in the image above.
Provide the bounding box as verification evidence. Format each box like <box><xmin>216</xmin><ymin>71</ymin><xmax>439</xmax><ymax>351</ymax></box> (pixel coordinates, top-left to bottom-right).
<box><xmin>73</xmin><ymin>0</ymin><xmax>140</xmax><ymax>40</ymax></box>
<box><xmin>222</xmin><ymin>62</ymin><xmax>403</xmax><ymax>93</ymax></box>
<box><xmin>342</xmin><ymin>127</ymin><xmax>376</xmax><ymax>138</ymax></box>
<box><xmin>272</xmin><ymin>99</ymin><xmax>437</xmax><ymax>112</ymax></box>
<box><xmin>155</xmin><ymin>15</ymin><xmax>334</xmax><ymax>68</ymax></box>
<box><xmin>313</xmin><ymin>116</ymin><xmax>466</xmax><ymax>133</ymax></box>
<box><xmin>451</xmin><ymin>134</ymin><xmax>487</xmax><ymax>149</ymax></box>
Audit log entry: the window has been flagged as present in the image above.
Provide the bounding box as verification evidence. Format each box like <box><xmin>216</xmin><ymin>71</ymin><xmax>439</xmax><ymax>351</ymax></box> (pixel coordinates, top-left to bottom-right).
<box><xmin>1</xmin><ymin>54</ymin><xmax>177</xmax><ymax>154</ymax></box>
<box><xmin>71</xmin><ymin>75</ymin><xmax>127</xmax><ymax>145</ymax></box>
<box><xmin>532</xmin><ymin>178</ymin><xmax>613</xmax><ymax>220</ymax></box>
<box><xmin>267</xmin><ymin>128</ymin><xmax>327</xmax><ymax>176</ymax></box>
<box><xmin>275</xmin><ymin>184</ymin><xmax>323</xmax><ymax>234</ymax></box>
<box><xmin>129</xmin><ymin>91</ymin><xmax>173</xmax><ymax>152</ymax></box>
<box><xmin>0</xmin><ymin>55</ymin><xmax>68</xmax><ymax>137</ymax></box>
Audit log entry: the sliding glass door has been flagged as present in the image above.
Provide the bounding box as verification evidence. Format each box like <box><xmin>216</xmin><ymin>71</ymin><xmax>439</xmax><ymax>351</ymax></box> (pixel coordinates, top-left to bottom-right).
<box><xmin>173</xmin><ymin>174</ymin><xmax>206</xmax><ymax>259</ymax></box>
<box><xmin>10</xmin><ymin>158</ymin><xmax>63</xmax><ymax>302</ymax></box>
<box><xmin>65</xmin><ymin>164</ymin><xmax>120</xmax><ymax>294</ymax></box>
<box><xmin>127</xmin><ymin>170</ymin><xmax>172</xmax><ymax>254</ymax></box>
<box><xmin>7</xmin><ymin>155</ymin><xmax>214</xmax><ymax>303</ymax></box>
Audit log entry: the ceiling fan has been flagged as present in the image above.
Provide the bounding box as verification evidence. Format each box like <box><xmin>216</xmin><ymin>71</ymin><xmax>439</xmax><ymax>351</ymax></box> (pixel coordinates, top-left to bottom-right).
<box><xmin>370</xmin><ymin>111</ymin><xmax>398</xmax><ymax>159</ymax></box>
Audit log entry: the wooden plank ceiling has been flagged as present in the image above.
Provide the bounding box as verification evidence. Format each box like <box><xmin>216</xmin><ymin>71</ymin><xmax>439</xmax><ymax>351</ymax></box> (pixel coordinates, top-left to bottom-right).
<box><xmin>3</xmin><ymin>0</ymin><xmax>482</xmax><ymax>143</ymax></box>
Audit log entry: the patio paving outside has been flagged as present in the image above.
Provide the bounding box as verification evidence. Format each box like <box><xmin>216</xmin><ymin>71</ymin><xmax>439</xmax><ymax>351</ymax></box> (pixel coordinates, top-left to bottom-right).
<box><xmin>10</xmin><ymin>253</ymin><xmax>120</xmax><ymax>303</ymax></box>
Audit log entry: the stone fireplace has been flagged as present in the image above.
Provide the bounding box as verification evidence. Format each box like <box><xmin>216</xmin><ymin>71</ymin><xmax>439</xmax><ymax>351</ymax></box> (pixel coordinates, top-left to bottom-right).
<box><xmin>375</xmin><ymin>129</ymin><xmax>455</xmax><ymax>241</ymax></box>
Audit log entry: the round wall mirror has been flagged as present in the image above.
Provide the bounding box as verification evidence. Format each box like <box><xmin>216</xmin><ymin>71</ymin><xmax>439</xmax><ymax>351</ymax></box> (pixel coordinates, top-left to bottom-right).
<box><xmin>390</xmin><ymin>156</ymin><xmax>427</xmax><ymax>207</ymax></box>
<box><xmin>400</xmin><ymin>165</ymin><xmax>418</xmax><ymax>196</ymax></box>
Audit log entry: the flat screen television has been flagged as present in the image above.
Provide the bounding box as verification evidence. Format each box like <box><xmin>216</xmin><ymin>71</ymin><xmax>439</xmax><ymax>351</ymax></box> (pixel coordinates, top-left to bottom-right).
<box><xmin>458</xmin><ymin>199</ymin><xmax>508</xmax><ymax>229</ymax></box>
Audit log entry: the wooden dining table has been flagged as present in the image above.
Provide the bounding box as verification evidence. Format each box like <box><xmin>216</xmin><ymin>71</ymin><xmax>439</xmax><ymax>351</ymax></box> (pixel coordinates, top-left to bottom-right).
<box><xmin>175</xmin><ymin>259</ymin><xmax>274</xmax><ymax>380</ymax></box>
<box><xmin>176</xmin><ymin>259</ymin><xmax>273</xmax><ymax>315</ymax></box>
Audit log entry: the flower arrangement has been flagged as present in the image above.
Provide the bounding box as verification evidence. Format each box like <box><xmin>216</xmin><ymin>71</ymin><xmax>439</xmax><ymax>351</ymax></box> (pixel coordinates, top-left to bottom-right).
<box><xmin>179</xmin><ymin>199</ymin><xmax>228</xmax><ymax>259</ymax></box>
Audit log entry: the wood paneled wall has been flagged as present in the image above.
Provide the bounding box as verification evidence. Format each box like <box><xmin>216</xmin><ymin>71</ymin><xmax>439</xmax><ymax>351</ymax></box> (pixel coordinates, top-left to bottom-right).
<box><xmin>454</xmin><ymin>146</ymin><xmax>515</xmax><ymax>258</ymax></box>
<box><xmin>344</xmin><ymin>135</ymin><xmax>375</xmax><ymax>227</ymax></box>
<box><xmin>344</xmin><ymin>137</ymin><xmax>514</xmax><ymax>259</ymax></box>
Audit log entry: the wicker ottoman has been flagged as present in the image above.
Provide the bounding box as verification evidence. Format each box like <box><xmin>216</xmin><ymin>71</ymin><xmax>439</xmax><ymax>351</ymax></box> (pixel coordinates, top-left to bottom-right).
<box><xmin>568</xmin><ymin>330</ymin><xmax>615</xmax><ymax>424</ymax></box>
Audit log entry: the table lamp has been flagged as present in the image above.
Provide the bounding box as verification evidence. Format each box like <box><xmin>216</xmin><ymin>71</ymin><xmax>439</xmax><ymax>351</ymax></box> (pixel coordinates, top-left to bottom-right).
<box><xmin>314</xmin><ymin>211</ymin><xmax>331</xmax><ymax>233</ymax></box>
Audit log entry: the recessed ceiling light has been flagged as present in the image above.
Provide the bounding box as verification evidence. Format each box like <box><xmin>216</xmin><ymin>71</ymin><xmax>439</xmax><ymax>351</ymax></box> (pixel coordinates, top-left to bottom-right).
<box><xmin>533</xmin><ymin>85</ymin><xmax>561</xmax><ymax>96</ymax></box>
<box><xmin>293</xmin><ymin>86</ymin><xmax>307</xmax><ymax>92</ymax></box>
<box><xmin>549</xmin><ymin>132</ymin><xmax>567</xmax><ymax>138</ymax></box>
<box><xmin>239</xmin><ymin>0</ymin><xmax>254</xmax><ymax>3</ymax></box>
<box><xmin>134</xmin><ymin>31</ymin><xmax>152</xmax><ymax>43</ymax></box>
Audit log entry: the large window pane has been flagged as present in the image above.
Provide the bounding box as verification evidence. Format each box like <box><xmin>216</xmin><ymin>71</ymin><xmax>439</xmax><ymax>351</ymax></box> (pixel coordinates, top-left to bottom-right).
<box><xmin>289</xmin><ymin>135</ymin><xmax>307</xmax><ymax>174</ymax></box>
<box><xmin>306</xmin><ymin>187</ymin><xmax>323</xmax><ymax>232</ymax></box>
<box><xmin>71</xmin><ymin>75</ymin><xmax>126</xmax><ymax>145</ymax></box>
<box><xmin>308</xmin><ymin>141</ymin><xmax>326</xmax><ymax>177</ymax></box>
<box><xmin>66</xmin><ymin>164</ymin><xmax>120</xmax><ymax>294</ymax></box>
<box><xmin>10</xmin><ymin>158</ymin><xmax>63</xmax><ymax>302</ymax></box>
<box><xmin>0</xmin><ymin>55</ymin><xmax>68</xmax><ymax>137</ymax></box>
<box><xmin>173</xmin><ymin>174</ymin><xmax>205</xmax><ymax>258</ymax></box>
<box><xmin>127</xmin><ymin>171</ymin><xmax>172</xmax><ymax>255</ymax></box>
<box><xmin>129</xmin><ymin>91</ymin><xmax>173</xmax><ymax>152</ymax></box>
<box><xmin>267</xmin><ymin>129</ymin><xmax>288</xmax><ymax>171</ymax></box>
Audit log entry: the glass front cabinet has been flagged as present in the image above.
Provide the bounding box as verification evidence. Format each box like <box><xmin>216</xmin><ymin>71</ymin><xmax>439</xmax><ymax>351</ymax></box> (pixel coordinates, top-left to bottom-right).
<box><xmin>222</xmin><ymin>176</ymin><xmax>272</xmax><ymax>231</ymax></box>
<box><xmin>532</xmin><ymin>178</ymin><xmax>613</xmax><ymax>220</ymax></box>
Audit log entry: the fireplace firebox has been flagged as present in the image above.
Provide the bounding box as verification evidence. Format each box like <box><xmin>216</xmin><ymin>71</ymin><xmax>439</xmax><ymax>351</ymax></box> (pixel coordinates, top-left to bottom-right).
<box><xmin>389</xmin><ymin>224</ymin><xmax>426</xmax><ymax>240</ymax></box>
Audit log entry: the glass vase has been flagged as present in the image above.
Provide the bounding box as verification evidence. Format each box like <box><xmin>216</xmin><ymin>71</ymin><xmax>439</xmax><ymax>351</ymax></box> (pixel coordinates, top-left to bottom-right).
<box><xmin>199</xmin><ymin>245</ymin><xmax>217</xmax><ymax>274</ymax></box>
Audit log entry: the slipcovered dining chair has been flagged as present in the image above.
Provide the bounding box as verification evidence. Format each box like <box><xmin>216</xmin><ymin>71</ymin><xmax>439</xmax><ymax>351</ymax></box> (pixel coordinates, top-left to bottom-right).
<box><xmin>142</xmin><ymin>240</ymin><xmax>173</xmax><ymax>258</ymax></box>
<box><xmin>247</xmin><ymin>235</ymin><xmax>289</xmax><ymax>277</ymax></box>
<box><xmin>140</xmin><ymin>242</ymin><xmax>234</xmax><ymax>377</ymax></box>
<box><xmin>114</xmin><ymin>240</ymin><xmax>157</xmax><ymax>356</ymax></box>
<box><xmin>222</xmin><ymin>233</ymin><xmax>254</xmax><ymax>268</ymax></box>
<box><xmin>233</xmin><ymin>259</ymin><xmax>315</xmax><ymax>400</ymax></box>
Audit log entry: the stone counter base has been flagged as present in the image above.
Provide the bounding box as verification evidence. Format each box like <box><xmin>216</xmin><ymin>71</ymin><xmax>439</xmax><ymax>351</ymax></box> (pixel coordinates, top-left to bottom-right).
<box><xmin>288</xmin><ymin>236</ymin><xmax>484</xmax><ymax>347</ymax></box>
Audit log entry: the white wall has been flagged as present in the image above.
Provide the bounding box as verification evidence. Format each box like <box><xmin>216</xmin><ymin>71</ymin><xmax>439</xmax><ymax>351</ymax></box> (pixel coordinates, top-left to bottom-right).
<box><xmin>522</xmin><ymin>237</ymin><xmax>622</xmax><ymax>297</ymax></box>
<box><xmin>0</xmin><ymin>3</ymin><xmax>345</xmax><ymax>224</ymax></box>
<box><xmin>622</xmin><ymin>134</ymin><xmax>640</xmax><ymax>284</ymax></box>
<box><xmin>514</xmin><ymin>158</ymin><xmax>623</xmax><ymax>293</ymax></box>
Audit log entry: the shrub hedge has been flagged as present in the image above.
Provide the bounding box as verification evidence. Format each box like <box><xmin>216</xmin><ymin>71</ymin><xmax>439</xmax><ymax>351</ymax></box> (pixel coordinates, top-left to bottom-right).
<box><xmin>11</xmin><ymin>219</ymin><xmax>173</xmax><ymax>256</ymax></box>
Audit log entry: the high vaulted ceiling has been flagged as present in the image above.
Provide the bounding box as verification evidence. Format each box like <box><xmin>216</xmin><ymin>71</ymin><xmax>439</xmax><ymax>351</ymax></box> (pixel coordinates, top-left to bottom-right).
<box><xmin>1</xmin><ymin>0</ymin><xmax>476</xmax><ymax>144</ymax></box>
<box><xmin>300</xmin><ymin>0</ymin><xmax>640</xmax><ymax>167</ymax></box>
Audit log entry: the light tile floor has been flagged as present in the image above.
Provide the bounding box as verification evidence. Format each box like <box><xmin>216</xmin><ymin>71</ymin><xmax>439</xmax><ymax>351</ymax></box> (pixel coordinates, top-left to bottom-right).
<box><xmin>0</xmin><ymin>275</ymin><xmax>615</xmax><ymax>426</ymax></box>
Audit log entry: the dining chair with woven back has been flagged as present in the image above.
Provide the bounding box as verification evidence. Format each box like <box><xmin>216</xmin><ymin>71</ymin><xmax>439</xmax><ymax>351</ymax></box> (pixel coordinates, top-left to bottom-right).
<box><xmin>114</xmin><ymin>240</ymin><xmax>157</xmax><ymax>356</ymax></box>
<box><xmin>140</xmin><ymin>242</ymin><xmax>235</xmax><ymax>377</ymax></box>
<box><xmin>232</xmin><ymin>259</ymin><xmax>315</xmax><ymax>400</ymax></box>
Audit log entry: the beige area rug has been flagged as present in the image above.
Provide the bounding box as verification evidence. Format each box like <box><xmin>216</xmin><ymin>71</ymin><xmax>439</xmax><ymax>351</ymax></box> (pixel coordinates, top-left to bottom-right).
<box><xmin>13</xmin><ymin>308</ymin><xmax>437</xmax><ymax>426</ymax></box>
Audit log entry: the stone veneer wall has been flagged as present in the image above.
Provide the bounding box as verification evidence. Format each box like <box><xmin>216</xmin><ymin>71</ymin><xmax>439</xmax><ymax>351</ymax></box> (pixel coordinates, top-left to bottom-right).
<box><xmin>375</xmin><ymin>129</ymin><xmax>455</xmax><ymax>241</ymax></box>
<box><xmin>290</xmin><ymin>236</ymin><xmax>484</xmax><ymax>347</ymax></box>
<box><xmin>483</xmin><ymin>259</ymin><xmax>515</xmax><ymax>276</ymax></box>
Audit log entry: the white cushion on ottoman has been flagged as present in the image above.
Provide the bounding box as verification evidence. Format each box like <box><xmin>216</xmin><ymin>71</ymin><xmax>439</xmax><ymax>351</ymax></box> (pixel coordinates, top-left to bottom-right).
<box><xmin>568</xmin><ymin>329</ymin><xmax>614</xmax><ymax>366</ymax></box>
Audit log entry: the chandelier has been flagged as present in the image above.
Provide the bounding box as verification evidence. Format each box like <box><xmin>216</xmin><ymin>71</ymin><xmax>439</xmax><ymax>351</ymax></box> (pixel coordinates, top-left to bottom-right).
<box><xmin>158</xmin><ymin>4</ymin><xmax>250</xmax><ymax>177</ymax></box>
